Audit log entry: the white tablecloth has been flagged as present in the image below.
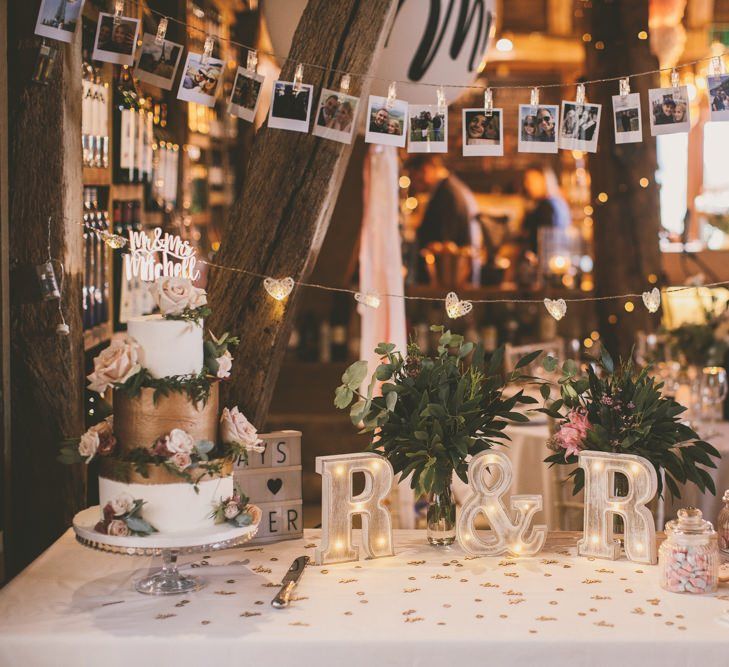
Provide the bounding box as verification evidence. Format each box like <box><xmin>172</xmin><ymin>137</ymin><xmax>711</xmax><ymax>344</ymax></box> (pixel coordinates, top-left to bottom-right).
<box><xmin>2</xmin><ymin>529</ymin><xmax>729</xmax><ymax>666</ymax></box>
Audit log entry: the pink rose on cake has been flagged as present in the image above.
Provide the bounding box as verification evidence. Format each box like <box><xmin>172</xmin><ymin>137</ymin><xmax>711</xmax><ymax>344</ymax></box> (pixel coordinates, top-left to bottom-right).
<box><xmin>220</xmin><ymin>407</ymin><xmax>264</xmax><ymax>452</ymax></box>
<box><xmin>150</xmin><ymin>276</ymin><xmax>207</xmax><ymax>316</ymax></box>
<box><xmin>107</xmin><ymin>520</ymin><xmax>131</xmax><ymax>537</ymax></box>
<box><xmin>224</xmin><ymin>501</ymin><xmax>241</xmax><ymax>520</ymax></box>
<box><xmin>170</xmin><ymin>452</ymin><xmax>192</xmax><ymax>471</ymax></box>
<box><xmin>166</xmin><ymin>428</ymin><xmax>195</xmax><ymax>455</ymax></box>
<box><xmin>77</xmin><ymin>430</ymin><xmax>99</xmax><ymax>463</ymax></box>
<box><xmin>87</xmin><ymin>338</ymin><xmax>141</xmax><ymax>394</ymax></box>
<box><xmin>216</xmin><ymin>350</ymin><xmax>233</xmax><ymax>379</ymax></box>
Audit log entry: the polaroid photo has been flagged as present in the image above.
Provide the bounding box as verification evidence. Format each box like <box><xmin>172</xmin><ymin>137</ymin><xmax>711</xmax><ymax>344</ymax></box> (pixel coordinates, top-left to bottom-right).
<box><xmin>268</xmin><ymin>80</ymin><xmax>314</xmax><ymax>133</ymax></box>
<box><xmin>177</xmin><ymin>53</ymin><xmax>224</xmax><ymax>107</ymax></box>
<box><xmin>708</xmin><ymin>75</ymin><xmax>729</xmax><ymax>122</ymax></box>
<box><xmin>517</xmin><ymin>104</ymin><xmax>559</xmax><ymax>154</ymax></box>
<box><xmin>407</xmin><ymin>105</ymin><xmax>447</xmax><ymax>153</ymax></box>
<box><xmin>612</xmin><ymin>92</ymin><xmax>643</xmax><ymax>144</ymax></box>
<box><xmin>35</xmin><ymin>0</ymin><xmax>86</xmax><ymax>43</ymax></box>
<box><xmin>559</xmin><ymin>101</ymin><xmax>601</xmax><ymax>152</ymax></box>
<box><xmin>92</xmin><ymin>13</ymin><xmax>140</xmax><ymax>67</ymax></box>
<box><xmin>134</xmin><ymin>33</ymin><xmax>184</xmax><ymax>91</ymax></box>
<box><xmin>364</xmin><ymin>95</ymin><xmax>408</xmax><ymax>148</ymax></box>
<box><xmin>462</xmin><ymin>108</ymin><xmax>503</xmax><ymax>157</ymax></box>
<box><xmin>648</xmin><ymin>86</ymin><xmax>690</xmax><ymax>136</ymax></box>
<box><xmin>228</xmin><ymin>67</ymin><xmax>265</xmax><ymax>123</ymax></box>
<box><xmin>312</xmin><ymin>88</ymin><xmax>359</xmax><ymax>144</ymax></box>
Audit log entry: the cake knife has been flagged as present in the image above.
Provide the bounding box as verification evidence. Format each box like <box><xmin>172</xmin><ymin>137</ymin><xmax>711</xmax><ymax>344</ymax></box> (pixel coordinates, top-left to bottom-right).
<box><xmin>271</xmin><ymin>555</ymin><xmax>310</xmax><ymax>608</ymax></box>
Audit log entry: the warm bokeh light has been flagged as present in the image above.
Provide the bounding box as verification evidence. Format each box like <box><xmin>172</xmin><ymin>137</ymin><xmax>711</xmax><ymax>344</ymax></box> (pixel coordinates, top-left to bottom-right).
<box><xmin>608</xmin><ymin>314</ymin><xmax>618</xmax><ymax>324</ymax></box>
<box><xmin>624</xmin><ymin>301</ymin><xmax>635</xmax><ymax>313</ymax></box>
<box><xmin>582</xmin><ymin>33</ymin><xmax>592</xmax><ymax>42</ymax></box>
<box><xmin>590</xmin><ymin>331</ymin><xmax>600</xmax><ymax>341</ymax></box>
<box><xmin>405</xmin><ymin>196</ymin><xmax>418</xmax><ymax>210</ymax></box>
<box><xmin>638</xmin><ymin>30</ymin><xmax>648</xmax><ymax>40</ymax></box>
<box><xmin>639</xmin><ymin>177</ymin><xmax>649</xmax><ymax>188</ymax></box>
<box><xmin>648</xmin><ymin>273</ymin><xmax>658</xmax><ymax>284</ymax></box>
<box><xmin>584</xmin><ymin>338</ymin><xmax>594</xmax><ymax>348</ymax></box>
<box><xmin>584</xmin><ymin>205</ymin><xmax>594</xmax><ymax>215</ymax></box>
<box><xmin>398</xmin><ymin>175</ymin><xmax>411</xmax><ymax>189</ymax></box>
<box><xmin>595</xmin><ymin>41</ymin><xmax>605</xmax><ymax>50</ymax></box>
<box><xmin>495</xmin><ymin>37</ymin><xmax>513</xmax><ymax>52</ymax></box>
<box><xmin>597</xmin><ymin>192</ymin><xmax>608</xmax><ymax>203</ymax></box>
<box><xmin>583</xmin><ymin>216</ymin><xmax>593</xmax><ymax>227</ymax></box>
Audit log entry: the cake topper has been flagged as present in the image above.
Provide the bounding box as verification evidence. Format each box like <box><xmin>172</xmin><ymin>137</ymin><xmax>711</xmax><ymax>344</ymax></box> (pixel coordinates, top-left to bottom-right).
<box><xmin>124</xmin><ymin>228</ymin><xmax>200</xmax><ymax>282</ymax></box>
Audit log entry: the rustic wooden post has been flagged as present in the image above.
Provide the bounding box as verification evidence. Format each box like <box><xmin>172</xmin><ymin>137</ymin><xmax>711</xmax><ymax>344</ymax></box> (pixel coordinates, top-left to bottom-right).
<box><xmin>6</xmin><ymin>4</ymin><xmax>85</xmax><ymax>574</ymax></box>
<box><xmin>207</xmin><ymin>0</ymin><xmax>396</xmax><ymax>425</ymax></box>
<box><xmin>586</xmin><ymin>0</ymin><xmax>663</xmax><ymax>358</ymax></box>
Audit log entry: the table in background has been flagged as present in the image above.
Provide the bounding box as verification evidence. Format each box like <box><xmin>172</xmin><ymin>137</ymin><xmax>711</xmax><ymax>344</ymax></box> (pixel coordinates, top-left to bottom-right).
<box><xmin>1</xmin><ymin>529</ymin><xmax>729</xmax><ymax>667</ymax></box>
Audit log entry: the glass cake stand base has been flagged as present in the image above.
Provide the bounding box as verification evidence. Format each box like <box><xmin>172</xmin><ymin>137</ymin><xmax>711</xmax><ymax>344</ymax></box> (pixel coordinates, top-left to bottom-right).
<box><xmin>135</xmin><ymin>549</ymin><xmax>206</xmax><ymax>595</ymax></box>
<box><xmin>72</xmin><ymin>506</ymin><xmax>260</xmax><ymax>596</ymax></box>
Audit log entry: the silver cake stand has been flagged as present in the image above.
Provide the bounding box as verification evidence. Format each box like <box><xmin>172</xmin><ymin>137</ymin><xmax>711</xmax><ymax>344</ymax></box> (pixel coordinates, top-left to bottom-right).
<box><xmin>72</xmin><ymin>506</ymin><xmax>260</xmax><ymax>596</ymax></box>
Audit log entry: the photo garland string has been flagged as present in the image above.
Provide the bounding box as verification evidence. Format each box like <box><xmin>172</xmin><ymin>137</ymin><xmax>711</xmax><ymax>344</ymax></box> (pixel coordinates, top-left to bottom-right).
<box><xmin>75</xmin><ymin>219</ymin><xmax>729</xmax><ymax>322</ymax></box>
<box><xmin>34</xmin><ymin>0</ymin><xmax>729</xmax><ymax>153</ymax></box>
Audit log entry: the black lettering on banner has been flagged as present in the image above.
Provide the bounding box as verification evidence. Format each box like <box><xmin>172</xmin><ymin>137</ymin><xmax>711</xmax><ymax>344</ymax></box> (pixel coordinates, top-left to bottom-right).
<box><xmin>386</xmin><ymin>0</ymin><xmax>493</xmax><ymax>82</ymax></box>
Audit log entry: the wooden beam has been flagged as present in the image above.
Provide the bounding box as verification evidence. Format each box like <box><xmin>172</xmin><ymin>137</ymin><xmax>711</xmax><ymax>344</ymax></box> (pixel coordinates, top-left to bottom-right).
<box><xmin>586</xmin><ymin>0</ymin><xmax>663</xmax><ymax>358</ymax></box>
<box><xmin>207</xmin><ymin>0</ymin><xmax>396</xmax><ymax>426</ymax></box>
<box><xmin>6</xmin><ymin>4</ymin><xmax>85</xmax><ymax>575</ymax></box>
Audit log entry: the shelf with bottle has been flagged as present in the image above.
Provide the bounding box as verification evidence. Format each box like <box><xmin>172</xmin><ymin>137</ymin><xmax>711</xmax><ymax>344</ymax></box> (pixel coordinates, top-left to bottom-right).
<box><xmin>82</xmin><ymin>186</ymin><xmax>112</xmax><ymax>339</ymax></box>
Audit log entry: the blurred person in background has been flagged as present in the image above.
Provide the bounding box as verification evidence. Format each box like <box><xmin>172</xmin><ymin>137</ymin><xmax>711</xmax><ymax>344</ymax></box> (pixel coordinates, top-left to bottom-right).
<box><xmin>521</xmin><ymin>165</ymin><xmax>571</xmax><ymax>256</ymax></box>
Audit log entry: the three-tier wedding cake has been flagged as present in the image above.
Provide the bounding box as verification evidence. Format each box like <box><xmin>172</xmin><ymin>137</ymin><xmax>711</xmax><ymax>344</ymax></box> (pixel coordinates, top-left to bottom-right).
<box><xmin>61</xmin><ymin>277</ymin><xmax>262</xmax><ymax>537</ymax></box>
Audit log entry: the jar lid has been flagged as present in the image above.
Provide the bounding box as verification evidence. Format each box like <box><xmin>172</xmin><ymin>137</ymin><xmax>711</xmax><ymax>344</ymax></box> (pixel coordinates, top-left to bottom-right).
<box><xmin>666</xmin><ymin>507</ymin><xmax>716</xmax><ymax>536</ymax></box>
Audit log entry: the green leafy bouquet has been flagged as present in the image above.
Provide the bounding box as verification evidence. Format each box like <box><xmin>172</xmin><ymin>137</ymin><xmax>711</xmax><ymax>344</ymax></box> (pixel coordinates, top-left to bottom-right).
<box><xmin>666</xmin><ymin>295</ymin><xmax>729</xmax><ymax>366</ymax></box>
<box><xmin>541</xmin><ymin>349</ymin><xmax>721</xmax><ymax>498</ymax></box>
<box><xmin>334</xmin><ymin>326</ymin><xmax>541</xmax><ymax>496</ymax></box>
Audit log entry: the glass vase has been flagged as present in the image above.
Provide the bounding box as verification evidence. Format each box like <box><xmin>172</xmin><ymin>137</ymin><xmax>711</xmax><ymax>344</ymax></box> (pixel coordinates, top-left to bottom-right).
<box><xmin>427</xmin><ymin>484</ymin><xmax>456</xmax><ymax>546</ymax></box>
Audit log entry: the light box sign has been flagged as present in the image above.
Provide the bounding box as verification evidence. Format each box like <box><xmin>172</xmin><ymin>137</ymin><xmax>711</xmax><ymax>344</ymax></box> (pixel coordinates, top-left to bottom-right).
<box><xmin>124</xmin><ymin>228</ymin><xmax>200</xmax><ymax>282</ymax></box>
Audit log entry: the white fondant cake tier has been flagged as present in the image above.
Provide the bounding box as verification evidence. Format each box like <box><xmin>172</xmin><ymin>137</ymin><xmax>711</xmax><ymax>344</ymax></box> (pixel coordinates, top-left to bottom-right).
<box><xmin>99</xmin><ymin>475</ymin><xmax>233</xmax><ymax>534</ymax></box>
<box><xmin>127</xmin><ymin>315</ymin><xmax>203</xmax><ymax>379</ymax></box>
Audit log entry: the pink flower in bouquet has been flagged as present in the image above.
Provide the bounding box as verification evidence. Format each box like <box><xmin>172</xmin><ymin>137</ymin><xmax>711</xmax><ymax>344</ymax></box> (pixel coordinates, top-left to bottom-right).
<box><xmin>150</xmin><ymin>277</ymin><xmax>207</xmax><ymax>316</ymax></box>
<box><xmin>555</xmin><ymin>409</ymin><xmax>590</xmax><ymax>457</ymax></box>
<box><xmin>77</xmin><ymin>429</ymin><xmax>99</xmax><ymax>463</ymax></box>
<box><xmin>107</xmin><ymin>520</ymin><xmax>130</xmax><ymax>537</ymax></box>
<box><xmin>220</xmin><ymin>407</ymin><xmax>264</xmax><ymax>451</ymax></box>
<box><xmin>224</xmin><ymin>501</ymin><xmax>241</xmax><ymax>520</ymax></box>
<box><xmin>170</xmin><ymin>452</ymin><xmax>192</xmax><ymax>471</ymax></box>
<box><xmin>87</xmin><ymin>338</ymin><xmax>141</xmax><ymax>394</ymax></box>
<box><xmin>166</xmin><ymin>428</ymin><xmax>195</xmax><ymax>455</ymax></box>
<box><xmin>153</xmin><ymin>435</ymin><xmax>172</xmax><ymax>457</ymax></box>
<box><xmin>216</xmin><ymin>350</ymin><xmax>233</xmax><ymax>379</ymax></box>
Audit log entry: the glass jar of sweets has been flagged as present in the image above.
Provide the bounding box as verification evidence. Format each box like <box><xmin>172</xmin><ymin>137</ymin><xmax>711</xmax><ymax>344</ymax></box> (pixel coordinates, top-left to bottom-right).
<box><xmin>717</xmin><ymin>490</ymin><xmax>729</xmax><ymax>559</ymax></box>
<box><xmin>659</xmin><ymin>507</ymin><xmax>719</xmax><ymax>594</ymax></box>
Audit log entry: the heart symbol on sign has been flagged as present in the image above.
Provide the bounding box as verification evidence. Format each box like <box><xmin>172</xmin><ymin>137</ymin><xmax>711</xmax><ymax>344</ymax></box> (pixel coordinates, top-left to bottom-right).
<box><xmin>642</xmin><ymin>287</ymin><xmax>661</xmax><ymax>313</ymax></box>
<box><xmin>543</xmin><ymin>298</ymin><xmax>567</xmax><ymax>321</ymax></box>
<box><xmin>445</xmin><ymin>292</ymin><xmax>473</xmax><ymax>319</ymax></box>
<box><xmin>263</xmin><ymin>277</ymin><xmax>295</xmax><ymax>301</ymax></box>
<box><xmin>267</xmin><ymin>478</ymin><xmax>283</xmax><ymax>495</ymax></box>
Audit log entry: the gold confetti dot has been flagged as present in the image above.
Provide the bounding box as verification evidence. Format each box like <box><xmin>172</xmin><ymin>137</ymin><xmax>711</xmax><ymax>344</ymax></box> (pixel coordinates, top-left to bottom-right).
<box><xmin>563</xmin><ymin>565</ymin><xmax>572</xmax><ymax>569</ymax></box>
<box><xmin>201</xmin><ymin>620</ymin><xmax>211</xmax><ymax>625</ymax></box>
<box><xmin>408</xmin><ymin>560</ymin><xmax>426</xmax><ymax>566</ymax></box>
<box><xmin>403</xmin><ymin>588</ymin><xmax>421</xmax><ymax>593</ymax></box>
<box><xmin>226</xmin><ymin>579</ymin><xmax>236</xmax><ymax>584</ymax></box>
<box><xmin>556</xmin><ymin>587</ymin><xmax>564</xmax><ymax>592</ymax></box>
<box><xmin>214</xmin><ymin>590</ymin><xmax>236</xmax><ymax>596</ymax></box>
<box><xmin>481</xmin><ymin>582</ymin><xmax>499</xmax><ymax>588</ymax></box>
<box><xmin>536</xmin><ymin>616</ymin><xmax>557</xmax><ymax>621</ymax></box>
<box><xmin>254</xmin><ymin>601</ymin><xmax>264</xmax><ymax>605</ymax></box>
<box><xmin>338</xmin><ymin>578</ymin><xmax>357</xmax><ymax>584</ymax></box>
<box><xmin>624</xmin><ymin>589</ymin><xmax>633</xmax><ymax>594</ymax></box>
<box><xmin>499</xmin><ymin>614</ymin><xmax>508</xmax><ymax>619</ymax></box>
<box><xmin>676</xmin><ymin>614</ymin><xmax>684</xmax><ymax>619</ymax></box>
<box><xmin>474</xmin><ymin>598</ymin><xmax>482</xmax><ymax>602</ymax></box>
<box><xmin>240</xmin><ymin>611</ymin><xmax>261</xmax><ymax>617</ymax></box>
<box><xmin>635</xmin><ymin>569</ymin><xmax>644</xmax><ymax>574</ymax></box>
<box><xmin>582</xmin><ymin>579</ymin><xmax>601</xmax><ymax>584</ymax></box>
<box><xmin>289</xmin><ymin>622</ymin><xmax>310</xmax><ymax>627</ymax></box>
<box><xmin>647</xmin><ymin>598</ymin><xmax>660</xmax><ymax>606</ymax></box>
<box><xmin>304</xmin><ymin>543</ymin><xmax>317</xmax><ymax>548</ymax></box>
<box><xmin>632</xmin><ymin>608</ymin><xmax>644</xmax><ymax>615</ymax></box>
<box><xmin>549</xmin><ymin>601</ymin><xmax>558</xmax><ymax>605</ymax></box>
<box><xmin>529</xmin><ymin>629</ymin><xmax>538</xmax><ymax>634</ymax></box>
<box><xmin>270</xmin><ymin>557</ymin><xmax>278</xmax><ymax>562</ymax></box>
<box><xmin>544</xmin><ymin>573</ymin><xmax>553</xmax><ymax>578</ymax></box>
<box><xmin>591</xmin><ymin>595</ymin><xmax>611</xmax><ymax>600</ymax></box>
<box><xmin>437</xmin><ymin>622</ymin><xmax>446</xmax><ymax>626</ymax></box>
<box><xmin>476</xmin><ymin>614</ymin><xmax>484</xmax><ymax>619</ymax></box>
<box><xmin>594</xmin><ymin>621</ymin><xmax>614</xmax><ymax>628</ymax></box>
<box><xmin>443</xmin><ymin>603</ymin><xmax>452</xmax><ymax>608</ymax></box>
<box><xmin>408</xmin><ymin>576</ymin><xmax>417</xmax><ymax>581</ymax></box>
<box><xmin>442</xmin><ymin>562</ymin><xmax>451</xmax><ymax>567</ymax></box>
<box><xmin>320</xmin><ymin>570</ymin><xmax>329</xmax><ymax>574</ymax></box>
<box><xmin>344</xmin><ymin>611</ymin><xmax>353</xmax><ymax>616</ymax></box>
<box><xmin>432</xmin><ymin>574</ymin><xmax>451</xmax><ymax>580</ymax></box>
<box><xmin>402</xmin><ymin>609</ymin><xmax>417</xmax><ymax>616</ymax></box>
<box><xmin>155</xmin><ymin>613</ymin><xmax>176</xmax><ymax>620</ymax></box>
<box><xmin>589</xmin><ymin>608</ymin><xmax>597</xmax><ymax>612</ymax></box>
<box><xmin>356</xmin><ymin>591</ymin><xmax>365</xmax><ymax>596</ymax></box>
<box><xmin>508</xmin><ymin>598</ymin><xmax>525</xmax><ymax>605</ymax></box>
<box><xmin>404</xmin><ymin>616</ymin><xmax>424</xmax><ymax>623</ymax></box>
<box><xmin>505</xmin><ymin>572</ymin><xmax>519</xmax><ymax>578</ymax></box>
<box><xmin>578</xmin><ymin>612</ymin><xmax>587</xmax><ymax>616</ymax></box>
<box><xmin>678</xmin><ymin>626</ymin><xmax>686</xmax><ymax>631</ymax></box>
<box><xmin>460</xmin><ymin>579</ymin><xmax>469</xmax><ymax>583</ymax></box>
<box><xmin>503</xmin><ymin>590</ymin><xmax>523</xmax><ymax>596</ymax></box>
<box><xmin>360</xmin><ymin>600</ymin><xmax>368</xmax><ymax>604</ymax></box>
<box><xmin>654</xmin><ymin>612</ymin><xmax>662</xmax><ymax>617</ymax></box>
<box><xmin>596</xmin><ymin>568</ymin><xmax>614</xmax><ymax>574</ymax></box>
<box><xmin>666</xmin><ymin>621</ymin><xmax>674</xmax><ymax>626</ymax></box>
<box><xmin>541</xmin><ymin>559</ymin><xmax>558</xmax><ymax>565</ymax></box>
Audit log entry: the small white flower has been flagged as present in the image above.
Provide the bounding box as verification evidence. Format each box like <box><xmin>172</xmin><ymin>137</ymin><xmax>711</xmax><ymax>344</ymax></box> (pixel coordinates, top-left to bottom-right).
<box><xmin>110</xmin><ymin>492</ymin><xmax>134</xmax><ymax>516</ymax></box>
<box><xmin>150</xmin><ymin>277</ymin><xmax>207</xmax><ymax>316</ymax></box>
<box><xmin>166</xmin><ymin>428</ymin><xmax>195</xmax><ymax>455</ymax></box>
<box><xmin>224</xmin><ymin>501</ymin><xmax>241</xmax><ymax>520</ymax></box>
<box><xmin>216</xmin><ymin>350</ymin><xmax>233</xmax><ymax>379</ymax></box>
<box><xmin>78</xmin><ymin>430</ymin><xmax>100</xmax><ymax>463</ymax></box>
<box><xmin>170</xmin><ymin>452</ymin><xmax>192</xmax><ymax>471</ymax></box>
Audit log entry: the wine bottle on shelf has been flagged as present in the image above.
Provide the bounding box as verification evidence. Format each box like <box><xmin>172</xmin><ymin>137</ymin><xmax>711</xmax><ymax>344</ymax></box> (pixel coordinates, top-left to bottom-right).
<box><xmin>112</xmin><ymin>201</ymin><xmax>125</xmax><ymax>331</ymax></box>
<box><xmin>113</xmin><ymin>66</ymin><xmax>138</xmax><ymax>184</ymax></box>
<box><xmin>90</xmin><ymin>188</ymin><xmax>104</xmax><ymax>326</ymax></box>
<box><xmin>100</xmin><ymin>203</ymin><xmax>110</xmax><ymax>323</ymax></box>
<box><xmin>81</xmin><ymin>63</ymin><xmax>92</xmax><ymax>167</ymax></box>
<box><xmin>82</xmin><ymin>188</ymin><xmax>91</xmax><ymax>329</ymax></box>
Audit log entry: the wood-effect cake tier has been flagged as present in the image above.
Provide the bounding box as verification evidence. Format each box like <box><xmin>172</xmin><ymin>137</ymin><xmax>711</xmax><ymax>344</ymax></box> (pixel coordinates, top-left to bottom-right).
<box><xmin>113</xmin><ymin>383</ymin><xmax>219</xmax><ymax>454</ymax></box>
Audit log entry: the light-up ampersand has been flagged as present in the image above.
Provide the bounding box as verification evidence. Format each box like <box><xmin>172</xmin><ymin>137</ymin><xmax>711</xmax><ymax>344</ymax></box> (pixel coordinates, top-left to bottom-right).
<box><xmin>457</xmin><ymin>451</ymin><xmax>546</xmax><ymax>556</ymax></box>
<box><xmin>577</xmin><ymin>451</ymin><xmax>658</xmax><ymax>564</ymax></box>
<box><xmin>315</xmin><ymin>453</ymin><xmax>395</xmax><ymax>565</ymax></box>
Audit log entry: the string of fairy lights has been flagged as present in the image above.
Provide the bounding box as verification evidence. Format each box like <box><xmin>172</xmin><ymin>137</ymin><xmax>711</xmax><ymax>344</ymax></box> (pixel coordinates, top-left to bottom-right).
<box><xmin>35</xmin><ymin>2</ymin><xmax>729</xmax><ymax>326</ymax></box>
<box><xmin>76</xmin><ymin>220</ymin><xmax>729</xmax><ymax>322</ymax></box>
